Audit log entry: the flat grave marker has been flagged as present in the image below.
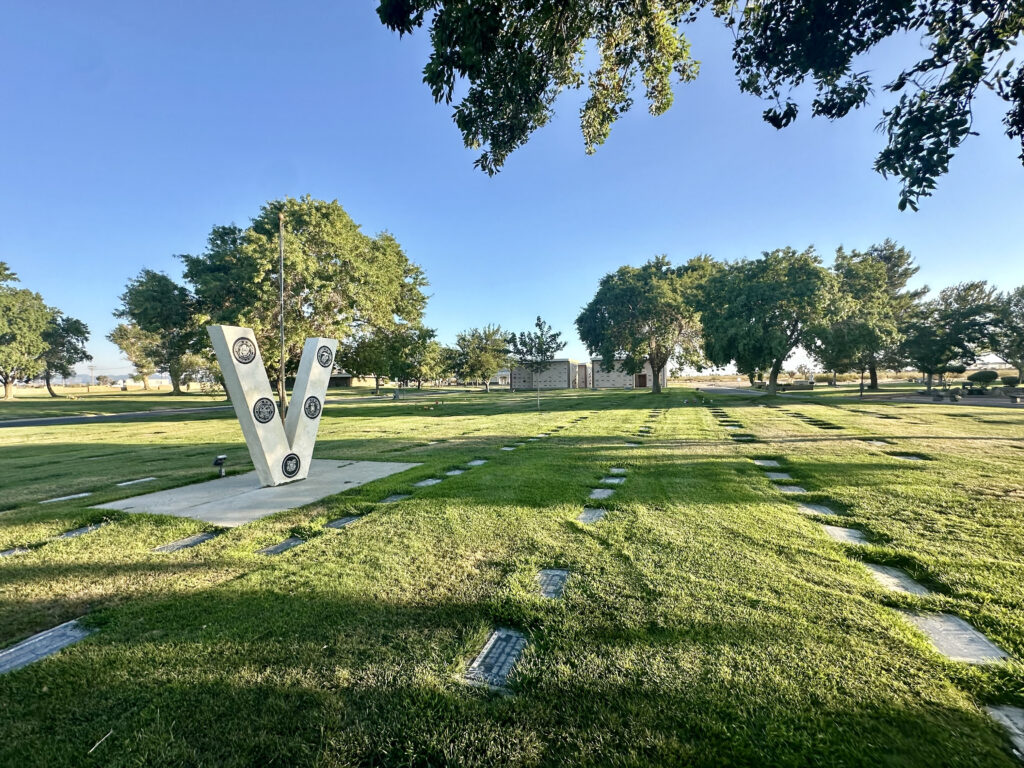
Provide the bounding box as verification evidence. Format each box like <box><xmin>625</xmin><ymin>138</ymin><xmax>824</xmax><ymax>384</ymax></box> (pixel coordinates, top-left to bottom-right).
<box><xmin>0</xmin><ymin>620</ymin><xmax>93</xmax><ymax>675</ymax></box>
<box><xmin>0</xmin><ymin>547</ymin><xmax>30</xmax><ymax>558</ymax></box>
<box><xmin>609</xmin><ymin>467</ymin><xmax>626</xmax><ymax>475</ymax></box>
<box><xmin>380</xmin><ymin>494</ymin><xmax>410</xmax><ymax>503</ymax></box>
<box><xmin>326</xmin><ymin>515</ymin><xmax>360</xmax><ymax>529</ymax></box>
<box><xmin>797</xmin><ymin>502</ymin><xmax>838</xmax><ymax>517</ymax></box>
<box><xmin>753</xmin><ymin>459</ymin><xmax>781</xmax><ymax>467</ymax></box>
<box><xmin>821</xmin><ymin>524</ymin><xmax>868</xmax><ymax>545</ymax></box>
<box><xmin>901</xmin><ymin>612</ymin><xmax>1009</xmax><ymax>664</ymax></box>
<box><xmin>578</xmin><ymin>507</ymin><xmax>607</xmax><ymax>524</ymax></box>
<box><xmin>776</xmin><ymin>485</ymin><xmax>807</xmax><ymax>494</ymax></box>
<box><xmin>986</xmin><ymin>706</ymin><xmax>1024</xmax><ymax>756</ymax></box>
<box><xmin>116</xmin><ymin>477</ymin><xmax>156</xmax><ymax>487</ymax></box>
<box><xmin>413</xmin><ymin>478</ymin><xmax>442</xmax><ymax>487</ymax></box>
<box><xmin>466</xmin><ymin>460</ymin><xmax>487</xmax><ymax>467</ymax></box>
<box><xmin>40</xmin><ymin>492</ymin><xmax>92</xmax><ymax>505</ymax></box>
<box><xmin>765</xmin><ymin>472</ymin><xmax>792</xmax><ymax>480</ymax></box>
<box><xmin>57</xmin><ymin>523</ymin><xmax>105</xmax><ymax>540</ymax></box>
<box><xmin>589</xmin><ymin>488</ymin><xmax>614</xmax><ymax>500</ymax></box>
<box><xmin>465</xmin><ymin>628</ymin><xmax>528</xmax><ymax>689</ymax></box>
<box><xmin>538</xmin><ymin>568</ymin><xmax>569</xmax><ymax>598</ymax></box>
<box><xmin>258</xmin><ymin>536</ymin><xmax>304</xmax><ymax>556</ymax></box>
<box><xmin>864</xmin><ymin>564</ymin><xmax>931</xmax><ymax>596</ymax></box>
<box><xmin>153</xmin><ymin>531</ymin><xmax>219</xmax><ymax>553</ymax></box>
<box><xmin>892</xmin><ymin>454</ymin><xmax>925</xmax><ymax>461</ymax></box>
<box><xmin>501</xmin><ymin>446</ymin><xmax>516</xmax><ymax>451</ymax></box>
<box><xmin>600</xmin><ymin>477</ymin><xmax>625</xmax><ymax>485</ymax></box>
<box><xmin>445</xmin><ymin>469</ymin><xmax>465</xmax><ymax>476</ymax></box>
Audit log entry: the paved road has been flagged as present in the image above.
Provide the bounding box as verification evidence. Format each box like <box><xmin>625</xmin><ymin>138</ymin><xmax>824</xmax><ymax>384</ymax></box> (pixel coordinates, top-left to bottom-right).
<box><xmin>0</xmin><ymin>388</ymin><xmax>473</xmax><ymax>429</ymax></box>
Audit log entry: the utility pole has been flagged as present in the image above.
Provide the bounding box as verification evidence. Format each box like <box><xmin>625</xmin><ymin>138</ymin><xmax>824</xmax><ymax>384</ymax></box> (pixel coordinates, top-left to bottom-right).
<box><xmin>87</xmin><ymin>364</ymin><xmax>95</xmax><ymax>394</ymax></box>
<box><xmin>278</xmin><ymin>210</ymin><xmax>287</xmax><ymax>421</ymax></box>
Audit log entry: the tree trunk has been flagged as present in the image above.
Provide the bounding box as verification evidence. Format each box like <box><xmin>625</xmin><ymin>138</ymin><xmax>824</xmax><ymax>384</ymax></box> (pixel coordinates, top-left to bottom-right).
<box><xmin>747</xmin><ymin>371</ymin><xmax>755</xmax><ymax>386</ymax></box>
<box><xmin>831</xmin><ymin>370</ymin><xmax>837</xmax><ymax>386</ymax></box>
<box><xmin>925</xmin><ymin>372</ymin><xmax>933</xmax><ymax>391</ymax></box>
<box><xmin>536</xmin><ymin>384</ymin><xmax>540</xmax><ymax>410</ymax></box>
<box><xmin>3</xmin><ymin>379</ymin><xmax>13</xmax><ymax>400</ymax></box>
<box><xmin>374</xmin><ymin>375</ymin><xmax>380</xmax><ymax>395</ymax></box>
<box><xmin>484</xmin><ymin>380</ymin><xmax>490</xmax><ymax>393</ymax></box>
<box><xmin>417</xmin><ymin>379</ymin><xmax>422</xmax><ymax>390</ymax></box>
<box><xmin>170</xmin><ymin>373</ymin><xmax>183</xmax><ymax>395</ymax></box>
<box><xmin>868</xmin><ymin>362</ymin><xmax>879</xmax><ymax>390</ymax></box>
<box><xmin>141</xmin><ymin>375</ymin><xmax>151</xmax><ymax>391</ymax></box>
<box><xmin>767</xmin><ymin>359</ymin><xmax>784</xmax><ymax>394</ymax></box>
<box><xmin>45</xmin><ymin>372</ymin><xmax>58</xmax><ymax>398</ymax></box>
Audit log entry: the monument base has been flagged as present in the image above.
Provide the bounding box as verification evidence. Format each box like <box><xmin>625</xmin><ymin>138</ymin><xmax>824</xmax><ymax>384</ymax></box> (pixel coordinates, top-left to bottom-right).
<box><xmin>94</xmin><ymin>459</ymin><xmax>421</xmax><ymax>527</ymax></box>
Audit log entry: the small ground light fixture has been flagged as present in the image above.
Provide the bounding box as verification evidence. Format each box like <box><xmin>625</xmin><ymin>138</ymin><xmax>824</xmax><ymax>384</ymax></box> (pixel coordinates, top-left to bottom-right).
<box><xmin>213</xmin><ymin>455</ymin><xmax>227</xmax><ymax>477</ymax></box>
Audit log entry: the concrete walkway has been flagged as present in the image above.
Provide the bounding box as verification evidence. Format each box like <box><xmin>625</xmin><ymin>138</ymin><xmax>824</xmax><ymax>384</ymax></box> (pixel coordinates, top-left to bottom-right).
<box><xmin>94</xmin><ymin>459</ymin><xmax>420</xmax><ymax>526</ymax></box>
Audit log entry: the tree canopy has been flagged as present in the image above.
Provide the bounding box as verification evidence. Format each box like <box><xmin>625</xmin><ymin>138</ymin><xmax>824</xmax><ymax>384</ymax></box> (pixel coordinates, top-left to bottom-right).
<box><xmin>0</xmin><ymin>262</ymin><xmax>51</xmax><ymax>400</ymax></box>
<box><xmin>378</xmin><ymin>0</ymin><xmax>1024</xmax><ymax>209</ymax></box>
<box><xmin>454</xmin><ymin>325</ymin><xmax>509</xmax><ymax>392</ymax></box>
<box><xmin>107</xmin><ymin>323</ymin><xmax>159</xmax><ymax>389</ymax></box>
<box><xmin>182</xmin><ymin>196</ymin><xmax>427</xmax><ymax>395</ymax></box>
<box><xmin>992</xmin><ymin>286</ymin><xmax>1024</xmax><ymax>380</ymax></box>
<box><xmin>700</xmin><ymin>247</ymin><xmax>838</xmax><ymax>393</ymax></box>
<box><xmin>576</xmin><ymin>255</ymin><xmax>705</xmax><ymax>394</ymax></box>
<box><xmin>40</xmin><ymin>312</ymin><xmax>92</xmax><ymax>397</ymax></box>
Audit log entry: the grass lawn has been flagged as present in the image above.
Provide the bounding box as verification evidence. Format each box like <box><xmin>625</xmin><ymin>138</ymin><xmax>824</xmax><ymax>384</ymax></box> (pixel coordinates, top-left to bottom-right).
<box><xmin>1</xmin><ymin>388</ymin><xmax>1022</xmax><ymax>765</ymax></box>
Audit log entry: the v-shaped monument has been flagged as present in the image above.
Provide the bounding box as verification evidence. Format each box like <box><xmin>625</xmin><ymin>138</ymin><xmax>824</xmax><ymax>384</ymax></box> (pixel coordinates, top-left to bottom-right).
<box><xmin>207</xmin><ymin>325</ymin><xmax>336</xmax><ymax>487</ymax></box>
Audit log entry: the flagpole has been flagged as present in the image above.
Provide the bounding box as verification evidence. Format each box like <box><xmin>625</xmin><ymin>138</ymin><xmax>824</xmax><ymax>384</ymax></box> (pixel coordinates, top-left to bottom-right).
<box><xmin>278</xmin><ymin>210</ymin><xmax>287</xmax><ymax>420</ymax></box>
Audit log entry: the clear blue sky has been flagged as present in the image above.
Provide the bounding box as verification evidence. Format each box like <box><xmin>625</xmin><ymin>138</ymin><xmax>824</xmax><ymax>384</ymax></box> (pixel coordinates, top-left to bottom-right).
<box><xmin>2</xmin><ymin>1</ymin><xmax>1022</xmax><ymax>377</ymax></box>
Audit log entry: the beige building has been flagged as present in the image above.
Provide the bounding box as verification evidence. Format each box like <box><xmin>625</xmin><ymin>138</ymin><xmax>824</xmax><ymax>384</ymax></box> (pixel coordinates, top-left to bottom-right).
<box><xmin>590</xmin><ymin>358</ymin><xmax>668</xmax><ymax>389</ymax></box>
<box><xmin>511</xmin><ymin>359</ymin><xmax>590</xmax><ymax>389</ymax></box>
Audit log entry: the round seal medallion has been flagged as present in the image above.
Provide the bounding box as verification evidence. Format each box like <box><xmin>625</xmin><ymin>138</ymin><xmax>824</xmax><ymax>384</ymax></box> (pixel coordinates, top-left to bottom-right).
<box><xmin>316</xmin><ymin>345</ymin><xmax>334</xmax><ymax>368</ymax></box>
<box><xmin>232</xmin><ymin>337</ymin><xmax>257</xmax><ymax>365</ymax></box>
<box><xmin>281</xmin><ymin>453</ymin><xmax>301</xmax><ymax>478</ymax></box>
<box><xmin>252</xmin><ymin>397</ymin><xmax>276</xmax><ymax>424</ymax></box>
<box><xmin>303</xmin><ymin>396</ymin><xmax>322</xmax><ymax>419</ymax></box>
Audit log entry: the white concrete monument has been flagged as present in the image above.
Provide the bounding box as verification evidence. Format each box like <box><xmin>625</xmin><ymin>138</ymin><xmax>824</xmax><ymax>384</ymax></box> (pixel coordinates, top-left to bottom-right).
<box><xmin>207</xmin><ymin>325</ymin><xmax>337</xmax><ymax>487</ymax></box>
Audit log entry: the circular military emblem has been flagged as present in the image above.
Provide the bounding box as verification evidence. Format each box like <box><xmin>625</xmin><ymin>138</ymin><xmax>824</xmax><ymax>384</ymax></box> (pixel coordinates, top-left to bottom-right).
<box><xmin>316</xmin><ymin>345</ymin><xmax>334</xmax><ymax>368</ymax></box>
<box><xmin>232</xmin><ymin>337</ymin><xmax>257</xmax><ymax>364</ymax></box>
<box><xmin>303</xmin><ymin>396</ymin><xmax>322</xmax><ymax>419</ymax></box>
<box><xmin>281</xmin><ymin>453</ymin><xmax>301</xmax><ymax>478</ymax></box>
<box><xmin>252</xmin><ymin>397</ymin><xmax>276</xmax><ymax>424</ymax></box>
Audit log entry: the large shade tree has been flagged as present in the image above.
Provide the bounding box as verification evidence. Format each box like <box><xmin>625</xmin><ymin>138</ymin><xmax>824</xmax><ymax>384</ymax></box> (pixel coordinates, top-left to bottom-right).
<box><xmin>182</xmin><ymin>196</ymin><xmax>428</xmax><ymax>405</ymax></box>
<box><xmin>377</xmin><ymin>0</ymin><xmax>1024</xmax><ymax>209</ymax></box>
<box><xmin>700</xmin><ymin>247</ymin><xmax>838</xmax><ymax>393</ymax></box>
<box><xmin>807</xmin><ymin>250</ymin><xmax>899</xmax><ymax>386</ymax></box>
<box><xmin>454</xmin><ymin>325</ymin><xmax>510</xmax><ymax>392</ymax></box>
<box><xmin>40</xmin><ymin>311</ymin><xmax>92</xmax><ymax>397</ymax></box>
<box><xmin>107</xmin><ymin>323</ymin><xmax>159</xmax><ymax>389</ymax></box>
<box><xmin>115</xmin><ymin>269</ymin><xmax>197</xmax><ymax>394</ymax></box>
<box><xmin>900</xmin><ymin>281</ymin><xmax>998</xmax><ymax>389</ymax></box>
<box><xmin>576</xmin><ymin>255</ymin><xmax>706</xmax><ymax>394</ymax></box>
<box><xmin>0</xmin><ymin>263</ymin><xmax>51</xmax><ymax>400</ymax></box>
<box><xmin>992</xmin><ymin>286</ymin><xmax>1024</xmax><ymax>381</ymax></box>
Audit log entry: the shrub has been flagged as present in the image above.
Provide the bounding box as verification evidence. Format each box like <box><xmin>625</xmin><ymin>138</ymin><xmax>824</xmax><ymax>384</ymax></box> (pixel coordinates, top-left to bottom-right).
<box><xmin>1001</xmin><ymin>375</ymin><xmax>1020</xmax><ymax>387</ymax></box>
<box><xmin>967</xmin><ymin>370</ymin><xmax>999</xmax><ymax>386</ymax></box>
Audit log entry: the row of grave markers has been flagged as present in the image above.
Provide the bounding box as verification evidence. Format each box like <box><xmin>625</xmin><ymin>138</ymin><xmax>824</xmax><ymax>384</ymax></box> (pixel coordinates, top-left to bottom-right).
<box><xmin>752</xmin><ymin>447</ymin><xmax>1023</xmax><ymax>758</ymax></box>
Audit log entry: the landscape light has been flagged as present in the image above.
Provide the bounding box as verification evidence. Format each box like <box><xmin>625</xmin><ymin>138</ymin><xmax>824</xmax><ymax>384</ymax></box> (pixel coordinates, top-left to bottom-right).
<box><xmin>212</xmin><ymin>455</ymin><xmax>227</xmax><ymax>477</ymax></box>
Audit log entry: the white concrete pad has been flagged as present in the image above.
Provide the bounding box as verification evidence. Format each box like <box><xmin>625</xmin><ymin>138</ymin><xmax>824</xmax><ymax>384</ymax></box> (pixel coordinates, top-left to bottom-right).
<box><xmin>986</xmin><ymin>705</ymin><xmax>1024</xmax><ymax>756</ymax></box>
<box><xmin>864</xmin><ymin>564</ymin><xmax>931</xmax><ymax>595</ymax></box>
<box><xmin>93</xmin><ymin>459</ymin><xmax>419</xmax><ymax>527</ymax></box>
<box><xmin>777</xmin><ymin>485</ymin><xmax>807</xmax><ymax>494</ymax></box>
<box><xmin>258</xmin><ymin>536</ymin><xmax>304</xmax><ymax>555</ymax></box>
<box><xmin>501</xmin><ymin>446</ymin><xmax>516</xmax><ymax>451</ymax></box>
<box><xmin>753</xmin><ymin>459</ymin><xmax>781</xmax><ymax>468</ymax></box>
<box><xmin>466</xmin><ymin>460</ymin><xmax>487</xmax><ymax>467</ymax></box>
<box><xmin>116</xmin><ymin>477</ymin><xmax>156</xmax><ymax>487</ymax></box>
<box><xmin>600</xmin><ymin>477</ymin><xmax>625</xmax><ymax>485</ymax></box>
<box><xmin>765</xmin><ymin>472</ymin><xmax>792</xmax><ymax>480</ymax></box>
<box><xmin>901</xmin><ymin>612</ymin><xmax>1009</xmax><ymax>664</ymax></box>
<box><xmin>624</xmin><ymin>442</ymin><xmax>640</xmax><ymax>447</ymax></box>
<box><xmin>589</xmin><ymin>488</ymin><xmax>613</xmax><ymax>500</ymax></box>
<box><xmin>609</xmin><ymin>467</ymin><xmax>626</xmax><ymax>475</ymax></box>
<box><xmin>414</xmin><ymin>478</ymin><xmax>442</xmax><ymax>487</ymax></box>
<box><xmin>445</xmin><ymin>469</ymin><xmax>465</xmax><ymax>476</ymax></box>
<box><xmin>821</xmin><ymin>524</ymin><xmax>868</xmax><ymax>545</ymax></box>
<box><xmin>578</xmin><ymin>507</ymin><xmax>607</xmax><ymax>524</ymax></box>
<box><xmin>893</xmin><ymin>454</ymin><xmax>925</xmax><ymax>461</ymax></box>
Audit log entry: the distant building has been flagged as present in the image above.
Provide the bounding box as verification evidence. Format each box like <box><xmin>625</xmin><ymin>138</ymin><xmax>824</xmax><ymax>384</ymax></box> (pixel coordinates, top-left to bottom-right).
<box><xmin>590</xmin><ymin>358</ymin><xmax>667</xmax><ymax>389</ymax></box>
<box><xmin>511</xmin><ymin>359</ymin><xmax>589</xmax><ymax>389</ymax></box>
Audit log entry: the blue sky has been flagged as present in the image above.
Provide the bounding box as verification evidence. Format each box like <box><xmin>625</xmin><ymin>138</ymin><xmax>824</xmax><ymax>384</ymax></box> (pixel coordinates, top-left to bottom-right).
<box><xmin>2</xmin><ymin>1</ymin><xmax>1022</xmax><ymax>377</ymax></box>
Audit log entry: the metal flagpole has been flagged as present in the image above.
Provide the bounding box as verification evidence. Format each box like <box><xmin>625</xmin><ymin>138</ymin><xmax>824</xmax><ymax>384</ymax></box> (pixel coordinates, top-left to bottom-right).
<box><xmin>278</xmin><ymin>211</ymin><xmax>287</xmax><ymax>420</ymax></box>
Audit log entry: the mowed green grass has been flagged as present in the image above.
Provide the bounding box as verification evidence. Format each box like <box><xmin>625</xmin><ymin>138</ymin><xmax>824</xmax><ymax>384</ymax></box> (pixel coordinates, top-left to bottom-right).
<box><xmin>1</xmin><ymin>388</ymin><xmax>1022</xmax><ymax>766</ymax></box>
